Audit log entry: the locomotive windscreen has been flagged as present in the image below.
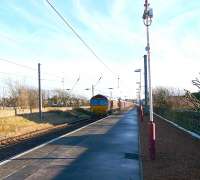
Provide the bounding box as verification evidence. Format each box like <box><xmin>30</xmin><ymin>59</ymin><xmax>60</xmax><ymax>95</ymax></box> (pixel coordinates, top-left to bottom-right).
<box><xmin>90</xmin><ymin>99</ymin><xmax>108</xmax><ymax>106</ymax></box>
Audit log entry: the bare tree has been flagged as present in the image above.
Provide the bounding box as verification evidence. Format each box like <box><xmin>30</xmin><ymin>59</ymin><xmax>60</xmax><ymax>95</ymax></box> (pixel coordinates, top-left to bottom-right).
<box><xmin>6</xmin><ymin>80</ymin><xmax>20</xmax><ymax>114</ymax></box>
<box><xmin>153</xmin><ymin>87</ymin><xmax>187</xmax><ymax>111</ymax></box>
<box><xmin>184</xmin><ymin>76</ymin><xmax>200</xmax><ymax>111</ymax></box>
<box><xmin>192</xmin><ymin>78</ymin><xmax>200</xmax><ymax>89</ymax></box>
<box><xmin>47</xmin><ymin>89</ymin><xmax>71</xmax><ymax>107</ymax></box>
<box><xmin>28</xmin><ymin>88</ymin><xmax>38</xmax><ymax>113</ymax></box>
<box><xmin>18</xmin><ymin>86</ymin><xmax>29</xmax><ymax>108</ymax></box>
<box><xmin>6</xmin><ymin>80</ymin><xmax>39</xmax><ymax>113</ymax></box>
<box><xmin>153</xmin><ymin>87</ymin><xmax>170</xmax><ymax>109</ymax></box>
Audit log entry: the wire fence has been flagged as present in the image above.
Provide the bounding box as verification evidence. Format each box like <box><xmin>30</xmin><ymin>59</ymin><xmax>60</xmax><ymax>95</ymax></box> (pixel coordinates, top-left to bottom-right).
<box><xmin>152</xmin><ymin>86</ymin><xmax>200</xmax><ymax>136</ymax></box>
<box><xmin>154</xmin><ymin>107</ymin><xmax>200</xmax><ymax>135</ymax></box>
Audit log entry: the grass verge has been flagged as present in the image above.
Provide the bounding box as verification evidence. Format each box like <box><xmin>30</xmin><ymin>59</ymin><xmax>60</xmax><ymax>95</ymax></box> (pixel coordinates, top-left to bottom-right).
<box><xmin>0</xmin><ymin>108</ymin><xmax>94</xmax><ymax>140</ymax></box>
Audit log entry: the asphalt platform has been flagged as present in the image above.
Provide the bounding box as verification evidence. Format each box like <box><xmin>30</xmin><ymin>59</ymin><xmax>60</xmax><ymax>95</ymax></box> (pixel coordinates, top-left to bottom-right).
<box><xmin>0</xmin><ymin>109</ymin><xmax>141</xmax><ymax>180</ymax></box>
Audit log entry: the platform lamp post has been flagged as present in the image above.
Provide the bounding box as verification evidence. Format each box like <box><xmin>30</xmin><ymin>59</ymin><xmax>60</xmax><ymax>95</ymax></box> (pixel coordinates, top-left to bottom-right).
<box><xmin>135</xmin><ymin>69</ymin><xmax>144</xmax><ymax>122</ymax></box>
<box><xmin>108</xmin><ymin>88</ymin><xmax>113</xmax><ymax>100</ymax></box>
<box><xmin>136</xmin><ymin>88</ymin><xmax>140</xmax><ymax>103</ymax></box>
<box><xmin>136</xmin><ymin>89</ymin><xmax>140</xmax><ymax>108</ymax></box>
<box><xmin>136</xmin><ymin>82</ymin><xmax>141</xmax><ymax>104</ymax></box>
<box><xmin>143</xmin><ymin>0</ymin><xmax>155</xmax><ymax>160</ymax></box>
<box><xmin>136</xmin><ymin>87</ymin><xmax>142</xmax><ymax>110</ymax></box>
<box><xmin>136</xmin><ymin>89</ymin><xmax>140</xmax><ymax>112</ymax></box>
<box><xmin>134</xmin><ymin>69</ymin><xmax>141</xmax><ymax>105</ymax></box>
<box><xmin>143</xmin><ymin>55</ymin><xmax>148</xmax><ymax>112</ymax></box>
<box><xmin>108</xmin><ymin>88</ymin><xmax>114</xmax><ymax>111</ymax></box>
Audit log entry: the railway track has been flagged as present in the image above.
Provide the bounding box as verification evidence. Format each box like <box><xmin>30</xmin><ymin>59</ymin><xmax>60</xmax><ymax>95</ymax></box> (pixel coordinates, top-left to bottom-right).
<box><xmin>0</xmin><ymin>116</ymin><xmax>103</xmax><ymax>162</ymax></box>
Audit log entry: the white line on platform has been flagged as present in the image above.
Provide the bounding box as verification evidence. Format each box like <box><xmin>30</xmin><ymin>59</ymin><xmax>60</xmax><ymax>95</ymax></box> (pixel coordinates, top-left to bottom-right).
<box><xmin>154</xmin><ymin>113</ymin><xmax>200</xmax><ymax>140</ymax></box>
<box><xmin>0</xmin><ymin>116</ymin><xmax>111</xmax><ymax>166</ymax></box>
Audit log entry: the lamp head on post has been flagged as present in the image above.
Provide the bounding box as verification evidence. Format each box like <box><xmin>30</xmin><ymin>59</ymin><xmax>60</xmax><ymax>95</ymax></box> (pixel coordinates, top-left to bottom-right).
<box><xmin>134</xmin><ymin>69</ymin><xmax>141</xmax><ymax>73</ymax></box>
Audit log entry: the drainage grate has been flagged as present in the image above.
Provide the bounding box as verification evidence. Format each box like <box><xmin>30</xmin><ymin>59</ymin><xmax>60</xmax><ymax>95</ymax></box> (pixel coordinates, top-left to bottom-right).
<box><xmin>124</xmin><ymin>153</ymin><xmax>139</xmax><ymax>160</ymax></box>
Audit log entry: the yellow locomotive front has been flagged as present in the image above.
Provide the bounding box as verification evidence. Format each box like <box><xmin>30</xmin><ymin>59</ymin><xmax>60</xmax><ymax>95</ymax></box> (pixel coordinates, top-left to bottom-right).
<box><xmin>90</xmin><ymin>94</ymin><xmax>109</xmax><ymax>115</ymax></box>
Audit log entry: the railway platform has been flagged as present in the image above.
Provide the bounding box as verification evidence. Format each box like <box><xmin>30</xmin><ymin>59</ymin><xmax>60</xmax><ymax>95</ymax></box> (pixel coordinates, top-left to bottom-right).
<box><xmin>0</xmin><ymin>109</ymin><xmax>141</xmax><ymax>180</ymax></box>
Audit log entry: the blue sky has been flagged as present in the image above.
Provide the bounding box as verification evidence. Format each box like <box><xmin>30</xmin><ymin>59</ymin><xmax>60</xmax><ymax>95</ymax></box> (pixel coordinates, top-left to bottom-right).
<box><xmin>0</xmin><ymin>0</ymin><xmax>200</xmax><ymax>99</ymax></box>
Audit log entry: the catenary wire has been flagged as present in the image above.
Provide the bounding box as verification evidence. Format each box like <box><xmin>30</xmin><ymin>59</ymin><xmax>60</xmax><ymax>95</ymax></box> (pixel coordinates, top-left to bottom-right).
<box><xmin>46</xmin><ymin>0</ymin><xmax>116</xmax><ymax>75</ymax></box>
<box><xmin>0</xmin><ymin>58</ymin><xmax>36</xmax><ymax>71</ymax></box>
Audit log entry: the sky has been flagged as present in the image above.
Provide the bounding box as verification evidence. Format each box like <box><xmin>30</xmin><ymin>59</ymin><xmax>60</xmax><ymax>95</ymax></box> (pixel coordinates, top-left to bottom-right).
<box><xmin>0</xmin><ymin>0</ymin><xmax>200</xmax><ymax>99</ymax></box>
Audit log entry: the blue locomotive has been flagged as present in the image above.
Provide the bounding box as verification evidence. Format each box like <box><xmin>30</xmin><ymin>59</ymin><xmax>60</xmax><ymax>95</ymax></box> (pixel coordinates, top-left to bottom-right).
<box><xmin>90</xmin><ymin>94</ymin><xmax>109</xmax><ymax>115</ymax></box>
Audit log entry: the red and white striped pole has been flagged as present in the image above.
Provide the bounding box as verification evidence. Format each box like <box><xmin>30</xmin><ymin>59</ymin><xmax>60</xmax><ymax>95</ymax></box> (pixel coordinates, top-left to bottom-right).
<box><xmin>143</xmin><ymin>0</ymin><xmax>156</xmax><ymax>160</ymax></box>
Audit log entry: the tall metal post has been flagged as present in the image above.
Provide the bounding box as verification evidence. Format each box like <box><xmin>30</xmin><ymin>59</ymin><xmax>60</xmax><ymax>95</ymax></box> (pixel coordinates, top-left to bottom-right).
<box><xmin>108</xmin><ymin>87</ymin><xmax>113</xmax><ymax>101</ymax></box>
<box><xmin>110</xmin><ymin>91</ymin><xmax>112</xmax><ymax>100</ymax></box>
<box><xmin>92</xmin><ymin>84</ymin><xmax>94</xmax><ymax>97</ymax></box>
<box><xmin>146</xmin><ymin>25</ymin><xmax>153</xmax><ymax>123</ymax></box>
<box><xmin>144</xmin><ymin>55</ymin><xmax>148</xmax><ymax>110</ymax></box>
<box><xmin>135</xmin><ymin>69</ymin><xmax>144</xmax><ymax>122</ymax></box>
<box><xmin>117</xmin><ymin>75</ymin><xmax>120</xmax><ymax>88</ymax></box>
<box><xmin>134</xmin><ymin>69</ymin><xmax>142</xmax><ymax>106</ymax></box>
<box><xmin>139</xmin><ymin>70</ymin><xmax>141</xmax><ymax>106</ymax></box>
<box><xmin>38</xmin><ymin>63</ymin><xmax>42</xmax><ymax>120</ymax></box>
<box><xmin>143</xmin><ymin>0</ymin><xmax>155</xmax><ymax>160</ymax></box>
<box><xmin>62</xmin><ymin>77</ymin><xmax>64</xmax><ymax>90</ymax></box>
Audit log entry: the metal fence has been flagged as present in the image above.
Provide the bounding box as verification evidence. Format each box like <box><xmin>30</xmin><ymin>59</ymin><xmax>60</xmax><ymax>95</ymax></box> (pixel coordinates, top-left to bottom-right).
<box><xmin>154</xmin><ymin>108</ymin><xmax>200</xmax><ymax>135</ymax></box>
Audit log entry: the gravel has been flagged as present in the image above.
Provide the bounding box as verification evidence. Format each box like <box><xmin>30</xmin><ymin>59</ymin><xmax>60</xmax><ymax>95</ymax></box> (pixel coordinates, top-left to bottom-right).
<box><xmin>139</xmin><ymin>114</ymin><xmax>200</xmax><ymax>180</ymax></box>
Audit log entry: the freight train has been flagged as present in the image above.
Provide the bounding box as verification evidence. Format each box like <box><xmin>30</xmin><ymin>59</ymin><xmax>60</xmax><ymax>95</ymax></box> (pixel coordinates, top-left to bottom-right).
<box><xmin>90</xmin><ymin>94</ymin><xmax>133</xmax><ymax>115</ymax></box>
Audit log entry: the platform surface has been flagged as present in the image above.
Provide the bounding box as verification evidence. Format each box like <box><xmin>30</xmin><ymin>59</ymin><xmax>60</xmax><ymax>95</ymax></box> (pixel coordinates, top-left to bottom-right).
<box><xmin>0</xmin><ymin>109</ymin><xmax>140</xmax><ymax>180</ymax></box>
